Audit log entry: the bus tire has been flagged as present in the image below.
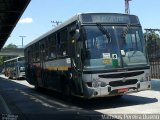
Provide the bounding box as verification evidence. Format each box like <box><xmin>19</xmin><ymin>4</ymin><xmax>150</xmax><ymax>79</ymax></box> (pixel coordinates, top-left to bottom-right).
<box><xmin>62</xmin><ymin>84</ymin><xmax>72</xmax><ymax>101</ymax></box>
<box><xmin>113</xmin><ymin>95</ymin><xmax>123</xmax><ymax>98</ymax></box>
<box><xmin>34</xmin><ymin>80</ymin><xmax>41</xmax><ymax>91</ymax></box>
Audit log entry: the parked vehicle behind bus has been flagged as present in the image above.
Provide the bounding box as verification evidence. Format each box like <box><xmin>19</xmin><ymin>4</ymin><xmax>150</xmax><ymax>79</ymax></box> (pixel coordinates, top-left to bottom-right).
<box><xmin>25</xmin><ymin>13</ymin><xmax>151</xmax><ymax>99</ymax></box>
<box><xmin>4</xmin><ymin>56</ymin><xmax>25</xmax><ymax>79</ymax></box>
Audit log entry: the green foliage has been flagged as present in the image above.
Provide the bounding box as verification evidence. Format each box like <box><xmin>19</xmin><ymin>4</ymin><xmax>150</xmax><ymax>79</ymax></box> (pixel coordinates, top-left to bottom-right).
<box><xmin>144</xmin><ymin>31</ymin><xmax>160</xmax><ymax>55</ymax></box>
<box><xmin>144</xmin><ymin>32</ymin><xmax>160</xmax><ymax>42</ymax></box>
<box><xmin>4</xmin><ymin>43</ymin><xmax>18</xmax><ymax>48</ymax></box>
<box><xmin>0</xmin><ymin>56</ymin><xmax>5</xmax><ymax>66</ymax></box>
<box><xmin>0</xmin><ymin>43</ymin><xmax>18</xmax><ymax>67</ymax></box>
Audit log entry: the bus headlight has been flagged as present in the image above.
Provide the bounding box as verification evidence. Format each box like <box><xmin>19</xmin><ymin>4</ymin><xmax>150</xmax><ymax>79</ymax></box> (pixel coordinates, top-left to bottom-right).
<box><xmin>140</xmin><ymin>73</ymin><xmax>151</xmax><ymax>82</ymax></box>
<box><xmin>100</xmin><ymin>81</ymin><xmax>107</xmax><ymax>87</ymax></box>
<box><xmin>92</xmin><ymin>81</ymin><xmax>107</xmax><ymax>87</ymax></box>
<box><xmin>140</xmin><ymin>77</ymin><xmax>145</xmax><ymax>82</ymax></box>
<box><xmin>92</xmin><ymin>81</ymin><xmax>100</xmax><ymax>88</ymax></box>
<box><xmin>145</xmin><ymin>73</ymin><xmax>151</xmax><ymax>81</ymax></box>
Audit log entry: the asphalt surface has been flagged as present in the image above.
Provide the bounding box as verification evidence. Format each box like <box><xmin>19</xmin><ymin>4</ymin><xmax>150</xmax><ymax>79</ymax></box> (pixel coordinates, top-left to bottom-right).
<box><xmin>0</xmin><ymin>75</ymin><xmax>160</xmax><ymax>120</ymax></box>
<box><xmin>0</xmin><ymin>75</ymin><xmax>112</xmax><ymax>120</ymax></box>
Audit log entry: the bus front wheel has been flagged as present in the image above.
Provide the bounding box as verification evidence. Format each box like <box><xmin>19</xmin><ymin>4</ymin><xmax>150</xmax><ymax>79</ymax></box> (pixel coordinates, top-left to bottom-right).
<box><xmin>113</xmin><ymin>95</ymin><xmax>123</xmax><ymax>98</ymax></box>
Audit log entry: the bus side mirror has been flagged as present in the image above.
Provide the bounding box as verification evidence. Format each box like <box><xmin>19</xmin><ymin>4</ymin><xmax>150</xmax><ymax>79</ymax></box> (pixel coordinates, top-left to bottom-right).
<box><xmin>121</xmin><ymin>50</ymin><xmax>126</xmax><ymax>56</ymax></box>
<box><xmin>69</xmin><ymin>24</ymin><xmax>80</xmax><ymax>40</ymax></box>
<box><xmin>75</xmin><ymin>29</ymin><xmax>80</xmax><ymax>40</ymax></box>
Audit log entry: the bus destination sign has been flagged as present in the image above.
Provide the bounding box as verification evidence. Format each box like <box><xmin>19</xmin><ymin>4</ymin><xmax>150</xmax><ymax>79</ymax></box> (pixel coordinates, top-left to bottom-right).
<box><xmin>81</xmin><ymin>14</ymin><xmax>135</xmax><ymax>24</ymax></box>
<box><xmin>92</xmin><ymin>15</ymin><xmax>130</xmax><ymax>23</ymax></box>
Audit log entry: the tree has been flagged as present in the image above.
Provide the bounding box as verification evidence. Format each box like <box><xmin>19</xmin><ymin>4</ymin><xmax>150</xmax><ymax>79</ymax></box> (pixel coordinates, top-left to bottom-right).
<box><xmin>4</xmin><ymin>43</ymin><xmax>17</xmax><ymax>48</ymax></box>
<box><xmin>0</xmin><ymin>43</ymin><xmax>18</xmax><ymax>69</ymax></box>
<box><xmin>144</xmin><ymin>31</ymin><xmax>160</xmax><ymax>59</ymax></box>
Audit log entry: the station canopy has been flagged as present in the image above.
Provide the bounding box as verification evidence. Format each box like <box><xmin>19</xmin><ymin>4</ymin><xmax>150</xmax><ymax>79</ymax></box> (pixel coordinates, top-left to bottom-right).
<box><xmin>0</xmin><ymin>0</ymin><xmax>30</xmax><ymax>49</ymax></box>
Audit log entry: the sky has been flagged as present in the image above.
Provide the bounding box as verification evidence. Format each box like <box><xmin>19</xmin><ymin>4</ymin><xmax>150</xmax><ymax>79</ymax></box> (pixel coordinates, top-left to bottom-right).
<box><xmin>4</xmin><ymin>0</ymin><xmax>160</xmax><ymax>47</ymax></box>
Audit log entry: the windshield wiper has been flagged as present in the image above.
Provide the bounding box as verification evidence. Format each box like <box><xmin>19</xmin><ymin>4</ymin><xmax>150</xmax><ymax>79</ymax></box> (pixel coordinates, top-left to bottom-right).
<box><xmin>121</xmin><ymin>24</ymin><xmax>131</xmax><ymax>38</ymax></box>
<box><xmin>121</xmin><ymin>24</ymin><xmax>138</xmax><ymax>59</ymax></box>
<box><xmin>96</xmin><ymin>23</ymin><xmax>111</xmax><ymax>41</ymax></box>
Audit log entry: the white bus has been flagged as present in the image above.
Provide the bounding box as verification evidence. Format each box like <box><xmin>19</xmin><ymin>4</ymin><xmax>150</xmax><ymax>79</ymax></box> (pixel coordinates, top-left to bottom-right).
<box><xmin>25</xmin><ymin>13</ymin><xmax>151</xmax><ymax>99</ymax></box>
<box><xmin>4</xmin><ymin>56</ymin><xmax>25</xmax><ymax>79</ymax></box>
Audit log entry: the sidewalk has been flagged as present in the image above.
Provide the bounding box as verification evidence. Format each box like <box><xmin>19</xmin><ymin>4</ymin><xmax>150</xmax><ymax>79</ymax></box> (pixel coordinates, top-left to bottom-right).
<box><xmin>0</xmin><ymin>74</ymin><xmax>8</xmax><ymax>79</ymax></box>
<box><xmin>0</xmin><ymin>76</ymin><xmax>11</xmax><ymax>114</ymax></box>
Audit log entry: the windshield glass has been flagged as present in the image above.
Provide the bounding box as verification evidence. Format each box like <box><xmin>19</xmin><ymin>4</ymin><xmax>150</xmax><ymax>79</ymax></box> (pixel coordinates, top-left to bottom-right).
<box><xmin>119</xmin><ymin>26</ymin><xmax>147</xmax><ymax>67</ymax></box>
<box><xmin>82</xmin><ymin>25</ymin><xmax>147</xmax><ymax>70</ymax></box>
<box><xmin>83</xmin><ymin>26</ymin><xmax>121</xmax><ymax>70</ymax></box>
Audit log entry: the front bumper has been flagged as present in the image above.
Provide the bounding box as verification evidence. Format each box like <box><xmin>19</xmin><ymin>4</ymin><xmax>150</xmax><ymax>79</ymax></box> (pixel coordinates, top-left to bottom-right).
<box><xmin>84</xmin><ymin>81</ymin><xmax>151</xmax><ymax>99</ymax></box>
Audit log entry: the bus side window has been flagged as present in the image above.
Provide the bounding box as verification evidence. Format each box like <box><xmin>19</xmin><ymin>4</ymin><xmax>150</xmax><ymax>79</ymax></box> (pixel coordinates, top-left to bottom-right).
<box><xmin>32</xmin><ymin>44</ymin><xmax>36</xmax><ymax>62</ymax></box>
<box><xmin>45</xmin><ymin>38</ymin><xmax>49</xmax><ymax>61</ymax></box>
<box><xmin>57</xmin><ymin>29</ymin><xmax>68</xmax><ymax>57</ymax></box>
<box><xmin>35</xmin><ymin>43</ymin><xmax>40</xmax><ymax>62</ymax></box>
<box><xmin>48</xmin><ymin>34</ymin><xmax>57</xmax><ymax>59</ymax></box>
<box><xmin>28</xmin><ymin>47</ymin><xmax>32</xmax><ymax>63</ymax></box>
<box><xmin>27</xmin><ymin>50</ymin><xmax>30</xmax><ymax>63</ymax></box>
<box><xmin>40</xmin><ymin>43</ymin><xmax>45</xmax><ymax>61</ymax></box>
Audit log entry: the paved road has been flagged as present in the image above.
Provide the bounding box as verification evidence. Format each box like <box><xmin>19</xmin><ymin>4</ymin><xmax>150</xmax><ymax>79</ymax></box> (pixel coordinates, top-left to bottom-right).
<box><xmin>0</xmin><ymin>75</ymin><xmax>160</xmax><ymax>120</ymax></box>
<box><xmin>0</xmin><ymin>75</ymin><xmax>109</xmax><ymax>120</ymax></box>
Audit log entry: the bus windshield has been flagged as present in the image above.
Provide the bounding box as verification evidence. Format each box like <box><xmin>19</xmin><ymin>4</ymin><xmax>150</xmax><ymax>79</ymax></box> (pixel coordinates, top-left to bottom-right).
<box><xmin>83</xmin><ymin>25</ymin><xmax>147</xmax><ymax>70</ymax></box>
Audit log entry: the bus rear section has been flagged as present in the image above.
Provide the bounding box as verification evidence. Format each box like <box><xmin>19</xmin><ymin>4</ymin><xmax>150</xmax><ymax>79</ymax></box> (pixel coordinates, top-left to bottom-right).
<box><xmin>16</xmin><ymin>61</ymin><xmax>25</xmax><ymax>79</ymax></box>
<box><xmin>4</xmin><ymin>56</ymin><xmax>25</xmax><ymax>79</ymax></box>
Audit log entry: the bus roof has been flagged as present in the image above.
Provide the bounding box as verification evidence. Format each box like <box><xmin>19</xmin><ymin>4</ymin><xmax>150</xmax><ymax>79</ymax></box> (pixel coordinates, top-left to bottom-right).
<box><xmin>25</xmin><ymin>13</ymin><xmax>80</xmax><ymax>48</ymax></box>
<box><xmin>25</xmin><ymin>13</ymin><xmax>139</xmax><ymax>49</ymax></box>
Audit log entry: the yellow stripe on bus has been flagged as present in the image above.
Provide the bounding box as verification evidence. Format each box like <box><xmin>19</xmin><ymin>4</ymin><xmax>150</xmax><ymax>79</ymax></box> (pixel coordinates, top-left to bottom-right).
<box><xmin>47</xmin><ymin>66</ymin><xmax>69</xmax><ymax>71</ymax></box>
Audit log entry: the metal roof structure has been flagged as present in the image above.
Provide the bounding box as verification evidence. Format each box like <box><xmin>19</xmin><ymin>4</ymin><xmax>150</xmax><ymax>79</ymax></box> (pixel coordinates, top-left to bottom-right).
<box><xmin>0</xmin><ymin>0</ymin><xmax>30</xmax><ymax>49</ymax></box>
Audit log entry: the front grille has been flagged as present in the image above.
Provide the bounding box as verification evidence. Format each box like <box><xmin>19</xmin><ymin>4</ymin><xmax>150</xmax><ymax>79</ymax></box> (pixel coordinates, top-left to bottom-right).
<box><xmin>99</xmin><ymin>71</ymin><xmax>144</xmax><ymax>78</ymax></box>
<box><xmin>109</xmin><ymin>79</ymin><xmax>138</xmax><ymax>87</ymax></box>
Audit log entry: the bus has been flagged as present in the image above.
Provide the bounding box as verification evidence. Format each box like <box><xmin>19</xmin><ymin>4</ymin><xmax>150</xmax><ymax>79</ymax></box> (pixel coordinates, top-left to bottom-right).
<box><xmin>4</xmin><ymin>56</ymin><xmax>25</xmax><ymax>79</ymax></box>
<box><xmin>24</xmin><ymin>13</ymin><xmax>151</xmax><ymax>99</ymax></box>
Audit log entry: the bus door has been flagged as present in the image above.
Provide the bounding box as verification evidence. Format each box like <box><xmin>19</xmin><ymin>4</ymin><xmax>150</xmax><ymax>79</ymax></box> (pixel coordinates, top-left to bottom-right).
<box><xmin>39</xmin><ymin>43</ymin><xmax>46</xmax><ymax>87</ymax></box>
<box><xmin>69</xmin><ymin>26</ymin><xmax>83</xmax><ymax>95</ymax></box>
